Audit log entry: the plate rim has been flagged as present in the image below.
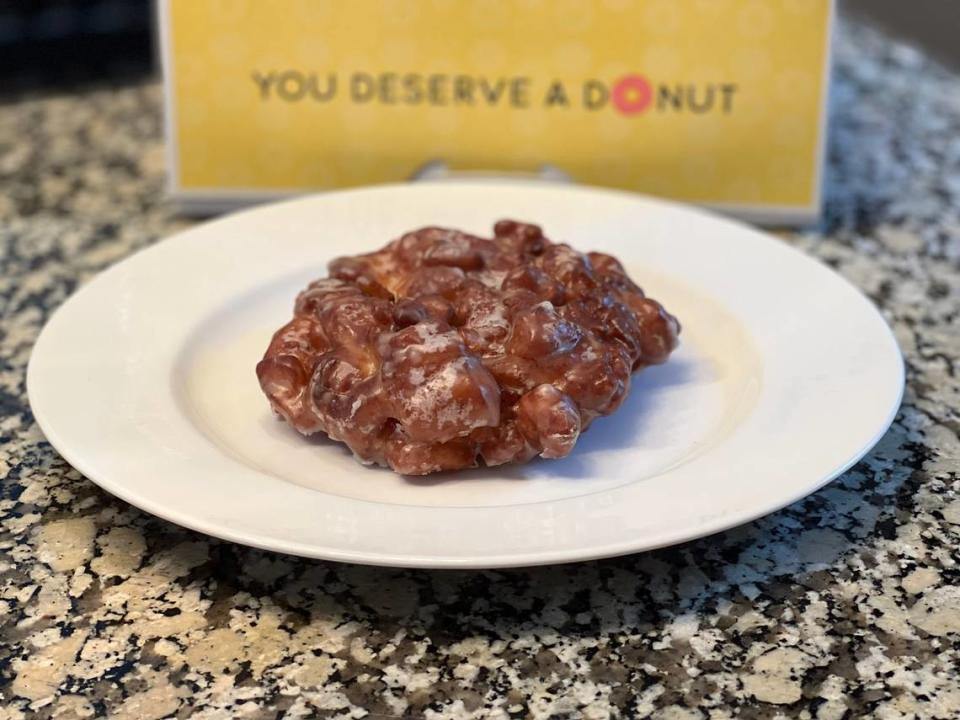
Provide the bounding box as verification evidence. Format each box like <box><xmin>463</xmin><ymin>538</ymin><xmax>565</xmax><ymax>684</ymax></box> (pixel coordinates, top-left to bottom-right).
<box><xmin>26</xmin><ymin>180</ymin><xmax>905</xmax><ymax>568</ymax></box>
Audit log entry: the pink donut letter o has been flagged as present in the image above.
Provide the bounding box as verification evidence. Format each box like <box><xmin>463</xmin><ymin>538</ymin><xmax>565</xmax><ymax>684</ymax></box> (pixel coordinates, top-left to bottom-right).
<box><xmin>612</xmin><ymin>74</ymin><xmax>653</xmax><ymax>115</ymax></box>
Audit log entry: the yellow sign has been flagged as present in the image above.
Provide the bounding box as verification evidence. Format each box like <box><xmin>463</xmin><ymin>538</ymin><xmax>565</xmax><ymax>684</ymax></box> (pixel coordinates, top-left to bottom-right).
<box><xmin>161</xmin><ymin>0</ymin><xmax>833</xmax><ymax>223</ymax></box>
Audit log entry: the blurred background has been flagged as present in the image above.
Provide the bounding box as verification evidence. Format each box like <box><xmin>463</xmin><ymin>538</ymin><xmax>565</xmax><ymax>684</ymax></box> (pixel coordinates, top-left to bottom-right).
<box><xmin>0</xmin><ymin>0</ymin><xmax>958</xmax><ymax>95</ymax></box>
<box><xmin>846</xmin><ymin>0</ymin><xmax>960</xmax><ymax>70</ymax></box>
<box><xmin>0</xmin><ymin>0</ymin><xmax>152</xmax><ymax>91</ymax></box>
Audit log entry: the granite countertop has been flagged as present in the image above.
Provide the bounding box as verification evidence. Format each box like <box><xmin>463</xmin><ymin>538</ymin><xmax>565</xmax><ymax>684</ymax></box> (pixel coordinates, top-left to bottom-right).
<box><xmin>2</xmin><ymin>16</ymin><xmax>959</xmax><ymax>720</ymax></box>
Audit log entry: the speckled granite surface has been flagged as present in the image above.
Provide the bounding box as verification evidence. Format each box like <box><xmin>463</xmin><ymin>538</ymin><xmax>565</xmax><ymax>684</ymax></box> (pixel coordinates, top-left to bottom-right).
<box><xmin>1</xmin><ymin>16</ymin><xmax>959</xmax><ymax>719</ymax></box>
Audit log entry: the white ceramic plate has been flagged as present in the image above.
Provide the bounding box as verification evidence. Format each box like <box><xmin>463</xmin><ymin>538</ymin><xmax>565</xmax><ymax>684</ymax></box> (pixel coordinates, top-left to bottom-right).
<box><xmin>28</xmin><ymin>182</ymin><xmax>903</xmax><ymax>568</ymax></box>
